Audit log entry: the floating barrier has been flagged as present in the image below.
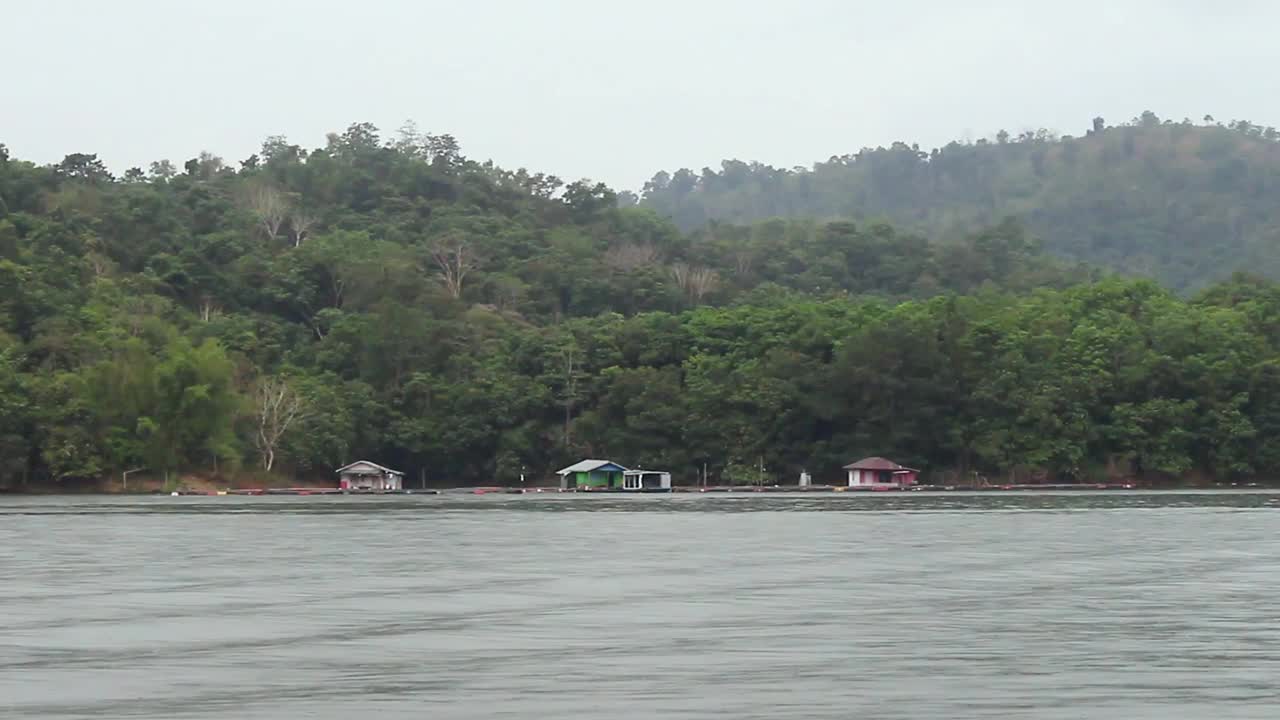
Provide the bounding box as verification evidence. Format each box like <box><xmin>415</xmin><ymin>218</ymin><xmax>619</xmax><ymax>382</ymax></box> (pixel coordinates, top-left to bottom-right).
<box><xmin>164</xmin><ymin>482</ymin><xmax>1138</xmax><ymax>497</ymax></box>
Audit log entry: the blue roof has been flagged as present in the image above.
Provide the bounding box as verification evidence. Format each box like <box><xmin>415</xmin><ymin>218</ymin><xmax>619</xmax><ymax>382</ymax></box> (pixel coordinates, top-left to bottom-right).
<box><xmin>557</xmin><ymin>459</ymin><xmax>628</xmax><ymax>474</ymax></box>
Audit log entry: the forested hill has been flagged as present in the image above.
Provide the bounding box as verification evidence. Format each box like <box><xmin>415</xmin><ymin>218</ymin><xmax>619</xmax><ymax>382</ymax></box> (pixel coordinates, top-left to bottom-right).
<box><xmin>0</xmin><ymin>124</ymin><xmax>1084</xmax><ymax>489</ymax></box>
<box><xmin>639</xmin><ymin>112</ymin><xmax>1280</xmax><ymax>292</ymax></box>
<box><xmin>3</xmin><ymin>124</ymin><xmax>1280</xmax><ymax>490</ymax></box>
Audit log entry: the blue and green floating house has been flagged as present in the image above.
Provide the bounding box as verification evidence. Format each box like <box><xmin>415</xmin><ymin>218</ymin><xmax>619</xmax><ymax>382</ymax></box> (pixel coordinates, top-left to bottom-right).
<box><xmin>557</xmin><ymin>459</ymin><xmax>672</xmax><ymax>492</ymax></box>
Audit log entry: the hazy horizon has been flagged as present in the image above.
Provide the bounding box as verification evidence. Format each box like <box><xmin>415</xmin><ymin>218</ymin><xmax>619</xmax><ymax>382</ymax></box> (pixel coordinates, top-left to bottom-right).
<box><xmin>5</xmin><ymin>0</ymin><xmax>1280</xmax><ymax>190</ymax></box>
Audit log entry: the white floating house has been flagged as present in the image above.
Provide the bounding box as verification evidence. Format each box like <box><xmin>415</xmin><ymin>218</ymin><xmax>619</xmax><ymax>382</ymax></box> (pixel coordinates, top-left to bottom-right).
<box><xmin>623</xmin><ymin>469</ymin><xmax>672</xmax><ymax>493</ymax></box>
<box><xmin>336</xmin><ymin>461</ymin><xmax>404</xmax><ymax>491</ymax></box>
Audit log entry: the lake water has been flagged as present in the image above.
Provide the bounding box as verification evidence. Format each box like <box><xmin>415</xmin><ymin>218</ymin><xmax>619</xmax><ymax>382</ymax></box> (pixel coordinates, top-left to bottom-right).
<box><xmin>2</xmin><ymin>491</ymin><xmax>1279</xmax><ymax>719</ymax></box>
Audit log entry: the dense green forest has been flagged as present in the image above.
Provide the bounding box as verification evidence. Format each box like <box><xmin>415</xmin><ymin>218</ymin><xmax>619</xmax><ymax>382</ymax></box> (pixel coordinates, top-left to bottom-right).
<box><xmin>641</xmin><ymin>112</ymin><xmax>1280</xmax><ymax>292</ymax></box>
<box><xmin>2</xmin><ymin>124</ymin><xmax>1279</xmax><ymax>489</ymax></box>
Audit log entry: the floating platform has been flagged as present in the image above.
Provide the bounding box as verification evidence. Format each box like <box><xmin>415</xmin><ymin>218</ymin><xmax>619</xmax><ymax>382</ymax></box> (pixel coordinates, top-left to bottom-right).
<box><xmin>164</xmin><ymin>483</ymin><xmax>1138</xmax><ymax>497</ymax></box>
<box><xmin>169</xmin><ymin>487</ymin><xmax>440</xmax><ymax>496</ymax></box>
<box><xmin>671</xmin><ymin>483</ymin><xmax>1137</xmax><ymax>493</ymax></box>
<box><xmin>465</xmin><ymin>484</ymin><xmax>1139</xmax><ymax>495</ymax></box>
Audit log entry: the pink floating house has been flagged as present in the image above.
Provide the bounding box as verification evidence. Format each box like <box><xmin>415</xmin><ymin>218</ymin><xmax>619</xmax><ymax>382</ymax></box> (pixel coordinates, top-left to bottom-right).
<box><xmin>844</xmin><ymin>457</ymin><xmax>919</xmax><ymax>488</ymax></box>
<box><xmin>336</xmin><ymin>460</ymin><xmax>404</xmax><ymax>491</ymax></box>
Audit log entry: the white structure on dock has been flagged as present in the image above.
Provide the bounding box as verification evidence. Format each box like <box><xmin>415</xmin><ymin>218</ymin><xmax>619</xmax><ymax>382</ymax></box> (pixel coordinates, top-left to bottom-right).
<box><xmin>622</xmin><ymin>469</ymin><xmax>672</xmax><ymax>492</ymax></box>
<box><xmin>336</xmin><ymin>461</ymin><xmax>404</xmax><ymax>491</ymax></box>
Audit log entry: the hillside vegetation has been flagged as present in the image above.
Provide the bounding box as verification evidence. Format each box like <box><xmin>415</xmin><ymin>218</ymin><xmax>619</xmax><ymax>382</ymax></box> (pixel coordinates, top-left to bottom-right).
<box><xmin>640</xmin><ymin>113</ymin><xmax>1280</xmax><ymax>291</ymax></box>
<box><xmin>1</xmin><ymin>124</ymin><xmax>1280</xmax><ymax>488</ymax></box>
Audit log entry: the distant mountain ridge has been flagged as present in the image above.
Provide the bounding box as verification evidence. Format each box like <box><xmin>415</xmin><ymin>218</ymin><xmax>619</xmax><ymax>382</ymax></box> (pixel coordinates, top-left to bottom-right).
<box><xmin>639</xmin><ymin>113</ymin><xmax>1280</xmax><ymax>291</ymax></box>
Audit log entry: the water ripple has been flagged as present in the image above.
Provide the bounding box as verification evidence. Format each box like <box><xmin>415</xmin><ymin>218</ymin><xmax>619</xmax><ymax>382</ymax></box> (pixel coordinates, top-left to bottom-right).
<box><xmin>1</xmin><ymin>492</ymin><xmax>1278</xmax><ymax>719</ymax></box>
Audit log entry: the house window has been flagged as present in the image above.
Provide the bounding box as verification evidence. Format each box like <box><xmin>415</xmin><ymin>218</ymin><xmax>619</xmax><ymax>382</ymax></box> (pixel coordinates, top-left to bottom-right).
<box><xmin>877</xmin><ymin>471</ymin><xmax>892</xmax><ymax>483</ymax></box>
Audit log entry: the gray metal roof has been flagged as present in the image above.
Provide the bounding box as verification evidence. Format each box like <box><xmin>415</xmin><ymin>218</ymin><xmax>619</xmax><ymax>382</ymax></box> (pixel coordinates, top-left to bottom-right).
<box><xmin>335</xmin><ymin>460</ymin><xmax>404</xmax><ymax>476</ymax></box>
<box><xmin>556</xmin><ymin>459</ymin><xmax>628</xmax><ymax>475</ymax></box>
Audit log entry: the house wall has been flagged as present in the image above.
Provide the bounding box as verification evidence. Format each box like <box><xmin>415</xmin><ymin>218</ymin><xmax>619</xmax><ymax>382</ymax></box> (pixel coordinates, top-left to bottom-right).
<box><xmin>341</xmin><ymin>474</ymin><xmax>402</xmax><ymax>490</ymax></box>
<box><xmin>570</xmin><ymin>470</ymin><xmax>621</xmax><ymax>488</ymax></box>
<box><xmin>625</xmin><ymin>473</ymin><xmax>672</xmax><ymax>490</ymax></box>
<box><xmin>848</xmin><ymin>469</ymin><xmax>919</xmax><ymax>487</ymax></box>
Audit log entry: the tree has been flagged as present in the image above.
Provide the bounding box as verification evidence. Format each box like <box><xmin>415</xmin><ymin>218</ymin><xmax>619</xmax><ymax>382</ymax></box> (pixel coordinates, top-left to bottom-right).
<box><xmin>426</xmin><ymin>133</ymin><xmax>462</xmax><ymax>166</ymax></box>
<box><xmin>245</xmin><ymin>182</ymin><xmax>290</xmax><ymax>241</ymax></box>
<box><xmin>393</xmin><ymin>119</ymin><xmax>427</xmax><ymax>159</ymax></box>
<box><xmin>562</xmin><ymin>180</ymin><xmax>616</xmax><ymax>221</ymax></box>
<box><xmin>288</xmin><ymin>209</ymin><xmax>318</xmax><ymax>247</ymax></box>
<box><xmin>604</xmin><ymin>242</ymin><xmax>660</xmax><ymax>272</ymax></box>
<box><xmin>558</xmin><ymin>341</ymin><xmax>586</xmax><ymax>449</ymax></box>
<box><xmin>192</xmin><ymin>151</ymin><xmax>225</xmax><ymax>180</ymax></box>
<box><xmin>127</xmin><ymin>337</ymin><xmax>241</xmax><ymax>482</ymax></box>
<box><xmin>428</xmin><ymin>235</ymin><xmax>480</xmax><ymax>300</ymax></box>
<box><xmin>261</xmin><ymin>135</ymin><xmax>304</xmax><ymax>164</ymax></box>
<box><xmin>252</xmin><ymin>375</ymin><xmax>310</xmax><ymax>471</ymax></box>
<box><xmin>671</xmin><ymin>262</ymin><xmax>719</xmax><ymax>306</ymax></box>
<box><xmin>55</xmin><ymin>153</ymin><xmax>112</xmax><ymax>182</ymax></box>
<box><xmin>8</xmin><ymin>123</ymin><xmax>1280</xmax><ymax>492</ymax></box>
<box><xmin>0</xmin><ymin>347</ymin><xmax>31</xmax><ymax>488</ymax></box>
<box><xmin>148</xmin><ymin>159</ymin><xmax>177</xmax><ymax>181</ymax></box>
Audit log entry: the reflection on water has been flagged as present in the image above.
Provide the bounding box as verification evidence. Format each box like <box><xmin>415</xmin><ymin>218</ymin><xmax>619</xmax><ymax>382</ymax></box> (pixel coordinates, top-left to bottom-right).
<box><xmin>1</xmin><ymin>492</ymin><xmax>1278</xmax><ymax>719</ymax></box>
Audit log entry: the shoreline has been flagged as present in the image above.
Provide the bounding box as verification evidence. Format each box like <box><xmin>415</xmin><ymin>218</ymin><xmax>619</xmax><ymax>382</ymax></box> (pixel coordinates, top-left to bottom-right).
<box><xmin>6</xmin><ymin>482</ymin><xmax>1278</xmax><ymax>497</ymax></box>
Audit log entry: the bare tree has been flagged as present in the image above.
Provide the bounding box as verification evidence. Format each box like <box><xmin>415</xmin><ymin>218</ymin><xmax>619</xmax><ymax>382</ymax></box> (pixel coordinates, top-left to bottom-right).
<box><xmin>87</xmin><ymin>253</ymin><xmax>110</xmax><ymax>279</ymax></box>
<box><xmin>689</xmin><ymin>267</ymin><xmax>719</xmax><ymax>304</ymax></box>
<box><xmin>604</xmin><ymin>242</ymin><xmax>660</xmax><ymax>272</ymax></box>
<box><xmin>429</xmin><ymin>236</ymin><xmax>480</xmax><ymax>299</ymax></box>
<box><xmin>491</xmin><ymin>276</ymin><xmax>527</xmax><ymax>313</ymax></box>
<box><xmin>198</xmin><ymin>294</ymin><xmax>221</xmax><ymax>323</ymax></box>
<box><xmin>392</xmin><ymin>119</ymin><xmax>427</xmax><ymax>159</ymax></box>
<box><xmin>122</xmin><ymin>295</ymin><xmax>170</xmax><ymax>336</ymax></box>
<box><xmin>560</xmin><ymin>345</ymin><xmax>582</xmax><ymax>448</ymax></box>
<box><xmin>84</xmin><ymin>237</ymin><xmax>111</xmax><ymax>279</ymax></box>
<box><xmin>252</xmin><ymin>376</ymin><xmax>310</xmax><ymax>472</ymax></box>
<box><xmin>670</xmin><ymin>261</ymin><xmax>690</xmax><ymax>292</ymax></box>
<box><xmin>245</xmin><ymin>183</ymin><xmax>290</xmax><ymax>241</ymax></box>
<box><xmin>288</xmin><ymin>209</ymin><xmax>317</xmax><ymax>247</ymax></box>
<box><xmin>670</xmin><ymin>262</ymin><xmax>720</xmax><ymax>306</ymax></box>
<box><xmin>731</xmin><ymin>246</ymin><xmax>755</xmax><ymax>278</ymax></box>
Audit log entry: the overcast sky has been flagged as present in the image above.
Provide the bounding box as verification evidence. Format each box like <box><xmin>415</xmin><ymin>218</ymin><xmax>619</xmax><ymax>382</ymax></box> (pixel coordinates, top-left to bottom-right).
<box><xmin>4</xmin><ymin>0</ymin><xmax>1278</xmax><ymax>189</ymax></box>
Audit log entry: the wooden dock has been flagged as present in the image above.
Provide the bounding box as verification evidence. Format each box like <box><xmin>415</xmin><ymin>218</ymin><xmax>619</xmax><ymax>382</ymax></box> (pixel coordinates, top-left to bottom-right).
<box><xmin>168</xmin><ymin>487</ymin><xmax>441</xmax><ymax>496</ymax></box>
<box><xmin>488</xmin><ymin>483</ymin><xmax>1140</xmax><ymax>494</ymax></box>
<box><xmin>164</xmin><ymin>483</ymin><xmax>1139</xmax><ymax>497</ymax></box>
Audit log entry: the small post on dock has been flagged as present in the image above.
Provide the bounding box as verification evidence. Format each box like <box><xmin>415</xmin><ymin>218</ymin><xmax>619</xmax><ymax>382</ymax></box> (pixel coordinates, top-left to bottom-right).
<box><xmin>122</xmin><ymin>467</ymin><xmax>145</xmax><ymax>492</ymax></box>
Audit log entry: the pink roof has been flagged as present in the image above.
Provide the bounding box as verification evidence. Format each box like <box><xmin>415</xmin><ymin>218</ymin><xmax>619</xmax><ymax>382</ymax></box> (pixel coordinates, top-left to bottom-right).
<box><xmin>843</xmin><ymin>456</ymin><xmax>918</xmax><ymax>472</ymax></box>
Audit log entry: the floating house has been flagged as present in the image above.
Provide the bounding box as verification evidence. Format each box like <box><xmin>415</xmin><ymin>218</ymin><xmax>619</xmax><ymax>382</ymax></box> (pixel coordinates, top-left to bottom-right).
<box><xmin>557</xmin><ymin>459</ymin><xmax>627</xmax><ymax>490</ymax></box>
<box><xmin>336</xmin><ymin>461</ymin><xmax>404</xmax><ymax>491</ymax></box>
<box><xmin>622</xmin><ymin>469</ymin><xmax>673</xmax><ymax>492</ymax></box>
<box><xmin>844</xmin><ymin>457</ymin><xmax>919</xmax><ymax>488</ymax></box>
